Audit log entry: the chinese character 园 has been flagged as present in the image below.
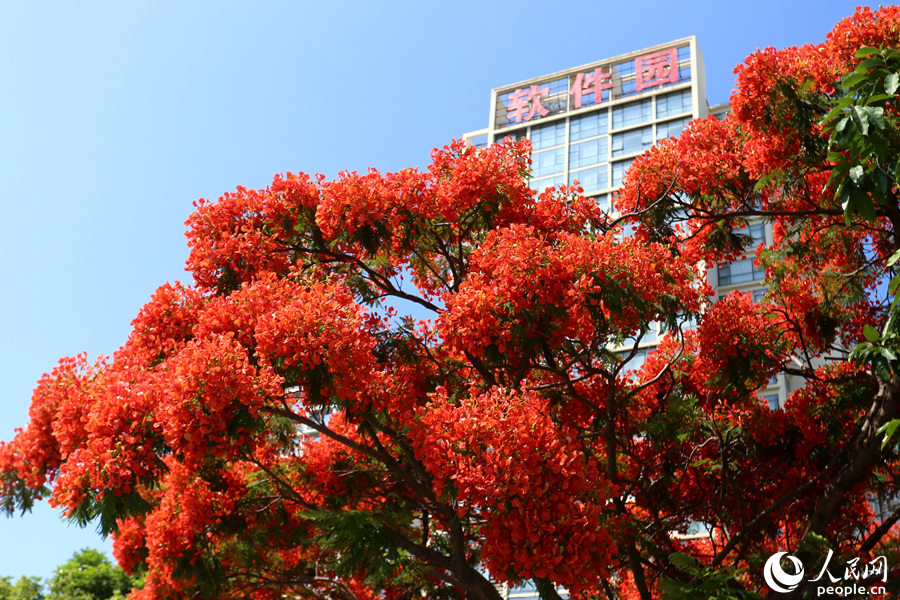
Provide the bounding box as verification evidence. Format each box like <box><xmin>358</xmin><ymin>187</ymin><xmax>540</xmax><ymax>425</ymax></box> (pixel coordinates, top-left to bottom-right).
<box><xmin>635</xmin><ymin>49</ymin><xmax>678</xmax><ymax>92</ymax></box>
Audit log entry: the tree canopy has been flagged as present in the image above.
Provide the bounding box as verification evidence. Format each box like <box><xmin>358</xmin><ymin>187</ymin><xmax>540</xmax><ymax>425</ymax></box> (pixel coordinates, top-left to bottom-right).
<box><xmin>4</xmin><ymin>6</ymin><xmax>900</xmax><ymax>600</ymax></box>
<box><xmin>0</xmin><ymin>549</ymin><xmax>134</xmax><ymax>600</ymax></box>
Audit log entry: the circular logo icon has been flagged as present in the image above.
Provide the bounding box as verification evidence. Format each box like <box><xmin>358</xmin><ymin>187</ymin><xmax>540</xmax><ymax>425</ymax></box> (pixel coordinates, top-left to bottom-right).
<box><xmin>763</xmin><ymin>552</ymin><xmax>805</xmax><ymax>593</ymax></box>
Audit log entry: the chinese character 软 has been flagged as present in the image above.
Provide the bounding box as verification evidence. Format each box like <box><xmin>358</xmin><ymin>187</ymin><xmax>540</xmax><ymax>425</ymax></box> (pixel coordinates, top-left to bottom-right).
<box><xmin>506</xmin><ymin>85</ymin><xmax>550</xmax><ymax>124</ymax></box>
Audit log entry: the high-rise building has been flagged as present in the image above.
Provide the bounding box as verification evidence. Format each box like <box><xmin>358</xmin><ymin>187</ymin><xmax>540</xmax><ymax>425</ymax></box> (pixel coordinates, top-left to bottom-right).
<box><xmin>462</xmin><ymin>38</ymin><xmax>780</xmax><ymax>599</ymax></box>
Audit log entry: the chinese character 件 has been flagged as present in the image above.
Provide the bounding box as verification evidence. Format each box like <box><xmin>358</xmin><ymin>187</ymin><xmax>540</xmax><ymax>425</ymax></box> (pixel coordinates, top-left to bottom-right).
<box><xmin>569</xmin><ymin>68</ymin><xmax>613</xmax><ymax>109</ymax></box>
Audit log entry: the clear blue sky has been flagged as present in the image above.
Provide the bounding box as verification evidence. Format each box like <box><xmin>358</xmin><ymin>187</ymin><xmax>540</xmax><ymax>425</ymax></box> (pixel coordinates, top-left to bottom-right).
<box><xmin>0</xmin><ymin>0</ymin><xmax>866</xmax><ymax>581</ymax></box>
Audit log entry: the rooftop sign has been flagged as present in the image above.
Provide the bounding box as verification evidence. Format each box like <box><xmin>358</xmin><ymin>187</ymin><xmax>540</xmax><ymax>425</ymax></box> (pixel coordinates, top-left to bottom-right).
<box><xmin>494</xmin><ymin>44</ymin><xmax>689</xmax><ymax>130</ymax></box>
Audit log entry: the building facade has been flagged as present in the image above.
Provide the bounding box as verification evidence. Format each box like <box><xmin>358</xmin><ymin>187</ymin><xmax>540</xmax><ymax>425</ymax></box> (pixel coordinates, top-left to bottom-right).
<box><xmin>463</xmin><ymin>38</ymin><xmax>784</xmax><ymax>600</ymax></box>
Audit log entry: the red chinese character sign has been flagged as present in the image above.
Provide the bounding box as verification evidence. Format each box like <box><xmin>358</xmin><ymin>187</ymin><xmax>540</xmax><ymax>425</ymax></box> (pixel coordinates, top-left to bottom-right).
<box><xmin>505</xmin><ymin>84</ymin><xmax>550</xmax><ymax>124</ymax></box>
<box><xmin>635</xmin><ymin>48</ymin><xmax>679</xmax><ymax>91</ymax></box>
<box><xmin>569</xmin><ymin>68</ymin><xmax>613</xmax><ymax>109</ymax></box>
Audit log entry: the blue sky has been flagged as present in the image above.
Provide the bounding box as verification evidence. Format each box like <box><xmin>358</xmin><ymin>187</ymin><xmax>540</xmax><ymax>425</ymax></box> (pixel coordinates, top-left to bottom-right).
<box><xmin>0</xmin><ymin>0</ymin><xmax>866</xmax><ymax>581</ymax></box>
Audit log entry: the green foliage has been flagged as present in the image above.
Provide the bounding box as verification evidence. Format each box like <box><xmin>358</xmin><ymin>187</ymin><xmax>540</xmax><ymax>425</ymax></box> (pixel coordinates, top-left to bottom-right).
<box><xmin>0</xmin><ymin>472</ymin><xmax>50</xmax><ymax>518</ymax></box>
<box><xmin>0</xmin><ymin>576</ymin><xmax>44</xmax><ymax>600</ymax></box>
<box><xmin>660</xmin><ymin>553</ymin><xmax>761</xmax><ymax>600</ymax></box>
<box><xmin>852</xmin><ymin>247</ymin><xmax>900</xmax><ymax>448</ymax></box>
<box><xmin>45</xmin><ymin>549</ymin><xmax>134</xmax><ymax>600</ymax></box>
<box><xmin>827</xmin><ymin>47</ymin><xmax>900</xmax><ymax>450</ymax></box>
<box><xmin>298</xmin><ymin>509</ymin><xmax>452</xmax><ymax>597</ymax></box>
<box><xmin>303</xmin><ymin>509</ymin><xmax>411</xmax><ymax>582</ymax></box>
<box><xmin>0</xmin><ymin>552</ymin><xmax>137</xmax><ymax>600</ymax></box>
<box><xmin>822</xmin><ymin>46</ymin><xmax>900</xmax><ymax>224</ymax></box>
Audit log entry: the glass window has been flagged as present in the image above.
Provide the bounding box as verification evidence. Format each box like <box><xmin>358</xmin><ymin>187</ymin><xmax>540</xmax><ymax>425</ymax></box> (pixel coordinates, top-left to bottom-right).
<box><xmin>657</xmin><ymin>90</ymin><xmax>692</xmax><ymax>119</ymax></box>
<box><xmin>569</xmin><ymin>165</ymin><xmax>608</xmax><ymax>195</ymax></box>
<box><xmin>530</xmin><ymin>174</ymin><xmax>564</xmax><ymax>194</ymax></box>
<box><xmin>570</xmin><ymin>111</ymin><xmax>607</xmax><ymax>141</ymax></box>
<box><xmin>622</xmin><ymin>350</ymin><xmax>647</xmax><ymax>371</ymax></box>
<box><xmin>592</xmin><ymin>193</ymin><xmax>609</xmax><ymax>212</ymax></box>
<box><xmin>748</xmin><ymin>223</ymin><xmax>766</xmax><ymax>246</ymax></box>
<box><xmin>619</xmin><ymin>348</ymin><xmax>652</xmax><ymax>372</ymax></box>
<box><xmin>511</xmin><ymin>580</ymin><xmax>538</xmax><ymax>593</ymax></box>
<box><xmin>662</xmin><ymin>66</ymin><xmax>692</xmax><ymax>87</ymax></box>
<box><xmin>656</xmin><ymin>117</ymin><xmax>691</xmax><ymax>141</ymax></box>
<box><xmin>677</xmin><ymin>311</ymin><xmax>698</xmax><ymax>332</ymax></box>
<box><xmin>620</xmin><ymin>79</ymin><xmax>638</xmax><ymax>98</ymax></box>
<box><xmin>533</xmin><ymin>147</ymin><xmax>564</xmax><ymax>177</ymax></box>
<box><xmin>467</xmin><ymin>133</ymin><xmax>488</xmax><ymax>149</ymax></box>
<box><xmin>612</xmin><ymin>127</ymin><xmax>652</xmax><ymax>157</ymax></box>
<box><xmin>761</xmin><ymin>393</ymin><xmax>780</xmax><ymax>410</ymax></box>
<box><xmin>738</xmin><ymin>223</ymin><xmax>766</xmax><ymax>250</ymax></box>
<box><xmin>569</xmin><ymin>137</ymin><xmax>608</xmax><ymax>169</ymax></box>
<box><xmin>717</xmin><ymin>257</ymin><xmax>765</xmax><ymax>286</ymax></box>
<box><xmin>752</xmin><ymin>288</ymin><xmax>767</xmax><ymax>303</ymax></box>
<box><xmin>612</xmin><ymin>99</ymin><xmax>651</xmax><ymax>129</ymax></box>
<box><xmin>616</xmin><ymin>60</ymin><xmax>636</xmax><ymax>77</ymax></box>
<box><xmin>494</xmin><ymin>129</ymin><xmax>525</xmax><ymax>144</ymax></box>
<box><xmin>735</xmin><ymin>222</ymin><xmax>766</xmax><ymax>249</ymax></box>
<box><xmin>531</xmin><ymin>121</ymin><xmax>565</xmax><ymax>150</ymax></box>
<box><xmin>612</xmin><ymin>158</ymin><xmax>635</xmax><ymax>187</ymax></box>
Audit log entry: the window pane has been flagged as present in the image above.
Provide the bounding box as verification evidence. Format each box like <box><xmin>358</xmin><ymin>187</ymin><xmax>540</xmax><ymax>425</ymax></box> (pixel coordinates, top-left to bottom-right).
<box><xmin>612</xmin><ymin>99</ymin><xmax>651</xmax><ymax>129</ymax></box>
<box><xmin>570</xmin><ymin>111</ymin><xmax>608</xmax><ymax>141</ymax></box>
<box><xmin>657</xmin><ymin>90</ymin><xmax>692</xmax><ymax>119</ymax></box>
<box><xmin>530</xmin><ymin>174</ymin><xmax>564</xmax><ymax>193</ymax></box>
<box><xmin>533</xmin><ymin>147</ymin><xmax>564</xmax><ymax>177</ymax></box>
<box><xmin>656</xmin><ymin>117</ymin><xmax>690</xmax><ymax>141</ymax></box>
<box><xmin>761</xmin><ymin>393</ymin><xmax>780</xmax><ymax>410</ymax></box>
<box><xmin>619</xmin><ymin>349</ymin><xmax>648</xmax><ymax>372</ymax></box>
<box><xmin>748</xmin><ymin>223</ymin><xmax>766</xmax><ymax>246</ymax></box>
<box><xmin>717</xmin><ymin>257</ymin><xmax>765</xmax><ymax>286</ymax></box>
<box><xmin>531</xmin><ymin>121</ymin><xmax>565</xmax><ymax>150</ymax></box>
<box><xmin>468</xmin><ymin>133</ymin><xmax>488</xmax><ymax>149</ymax></box>
<box><xmin>620</xmin><ymin>79</ymin><xmax>638</xmax><ymax>99</ymax></box>
<box><xmin>569</xmin><ymin>165</ymin><xmax>608</xmax><ymax>195</ymax></box>
<box><xmin>612</xmin><ymin>126</ymin><xmax>652</xmax><ymax>157</ymax></box>
<box><xmin>569</xmin><ymin>137</ymin><xmax>608</xmax><ymax>169</ymax></box>
<box><xmin>612</xmin><ymin>158</ymin><xmax>635</xmax><ymax>187</ymax></box>
<box><xmin>662</xmin><ymin>66</ymin><xmax>692</xmax><ymax>88</ymax></box>
<box><xmin>494</xmin><ymin>129</ymin><xmax>525</xmax><ymax>144</ymax></box>
<box><xmin>616</xmin><ymin>60</ymin><xmax>636</xmax><ymax>77</ymax></box>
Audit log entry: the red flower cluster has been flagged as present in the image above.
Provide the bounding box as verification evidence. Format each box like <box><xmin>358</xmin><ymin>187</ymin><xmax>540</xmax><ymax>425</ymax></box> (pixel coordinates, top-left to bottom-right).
<box><xmin>410</xmin><ymin>386</ymin><xmax>616</xmax><ymax>594</ymax></box>
<box><xmin>3</xmin><ymin>8</ymin><xmax>900</xmax><ymax>599</ymax></box>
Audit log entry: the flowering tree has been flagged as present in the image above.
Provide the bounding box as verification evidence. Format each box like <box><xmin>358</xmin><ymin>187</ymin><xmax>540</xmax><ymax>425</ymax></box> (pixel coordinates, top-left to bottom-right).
<box><xmin>4</xmin><ymin>7</ymin><xmax>900</xmax><ymax>600</ymax></box>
